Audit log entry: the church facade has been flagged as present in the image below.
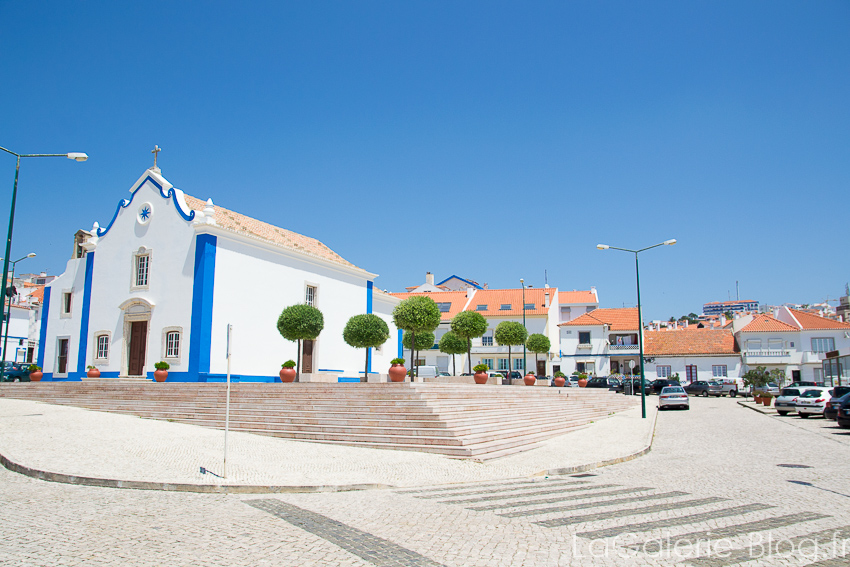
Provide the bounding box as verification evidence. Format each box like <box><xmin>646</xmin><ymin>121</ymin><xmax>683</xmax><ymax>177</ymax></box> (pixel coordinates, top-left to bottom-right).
<box><xmin>37</xmin><ymin>166</ymin><xmax>400</xmax><ymax>382</ymax></box>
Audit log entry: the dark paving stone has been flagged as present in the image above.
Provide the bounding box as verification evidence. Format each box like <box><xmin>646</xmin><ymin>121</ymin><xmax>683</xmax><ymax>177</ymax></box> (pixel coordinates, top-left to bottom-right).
<box><xmin>577</xmin><ymin>503</ymin><xmax>775</xmax><ymax>539</ymax></box>
<box><xmin>499</xmin><ymin>490</ymin><xmax>688</xmax><ymax>518</ymax></box>
<box><xmin>246</xmin><ymin>499</ymin><xmax>446</xmax><ymax>567</ymax></box>
<box><xmin>396</xmin><ymin>478</ymin><xmax>588</xmax><ymax>496</ymax></box>
<box><xmin>471</xmin><ymin>487</ymin><xmax>659</xmax><ymax>512</ymax></box>
<box><xmin>538</xmin><ymin>497</ymin><xmax>731</xmax><ymax>528</ymax></box>
<box><xmin>438</xmin><ymin>483</ymin><xmax>619</xmax><ymax>504</ymax></box>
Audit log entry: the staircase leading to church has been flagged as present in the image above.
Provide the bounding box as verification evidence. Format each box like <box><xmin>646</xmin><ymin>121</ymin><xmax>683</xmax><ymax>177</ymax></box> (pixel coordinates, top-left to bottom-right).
<box><xmin>0</xmin><ymin>382</ymin><xmax>637</xmax><ymax>460</ymax></box>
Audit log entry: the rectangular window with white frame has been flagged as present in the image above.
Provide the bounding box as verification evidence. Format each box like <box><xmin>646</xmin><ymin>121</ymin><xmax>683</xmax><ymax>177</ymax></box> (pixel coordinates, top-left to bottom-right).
<box><xmin>305</xmin><ymin>285</ymin><xmax>317</xmax><ymax>307</ymax></box>
<box><xmin>136</xmin><ymin>254</ymin><xmax>150</xmax><ymax>288</ymax></box>
<box><xmin>498</xmin><ymin>358</ymin><xmax>508</xmax><ymax>370</ymax></box>
<box><xmin>811</xmin><ymin>337</ymin><xmax>835</xmax><ymax>353</ymax></box>
<box><xmin>481</xmin><ymin>358</ymin><xmax>494</xmax><ymax>370</ymax></box>
<box><xmin>657</xmin><ymin>365</ymin><xmax>672</xmax><ymax>378</ymax></box>
<box><xmin>712</xmin><ymin>365</ymin><xmax>728</xmax><ymax>377</ymax></box>
<box><xmin>514</xmin><ymin>358</ymin><xmax>524</xmax><ymax>371</ymax></box>
<box><xmin>161</xmin><ymin>327</ymin><xmax>183</xmax><ymax>364</ymax></box>
<box><xmin>95</xmin><ymin>334</ymin><xmax>109</xmax><ymax>361</ymax></box>
<box><xmin>61</xmin><ymin>291</ymin><xmax>73</xmax><ymax>316</ymax></box>
<box><xmin>481</xmin><ymin>331</ymin><xmax>493</xmax><ymax>346</ymax></box>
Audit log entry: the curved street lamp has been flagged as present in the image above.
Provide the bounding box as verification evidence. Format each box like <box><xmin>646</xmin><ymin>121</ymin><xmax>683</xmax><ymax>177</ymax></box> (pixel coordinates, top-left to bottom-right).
<box><xmin>0</xmin><ymin>146</ymin><xmax>87</xmax><ymax>379</ymax></box>
<box><xmin>597</xmin><ymin>239</ymin><xmax>676</xmax><ymax>418</ymax></box>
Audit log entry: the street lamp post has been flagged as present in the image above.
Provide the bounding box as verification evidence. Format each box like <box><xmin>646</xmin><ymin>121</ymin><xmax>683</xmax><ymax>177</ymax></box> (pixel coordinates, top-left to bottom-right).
<box><xmin>0</xmin><ymin>146</ymin><xmax>87</xmax><ymax>380</ymax></box>
<box><xmin>1</xmin><ymin>253</ymin><xmax>36</xmax><ymax>372</ymax></box>
<box><xmin>597</xmin><ymin>239</ymin><xmax>676</xmax><ymax>419</ymax></box>
<box><xmin>520</xmin><ymin>278</ymin><xmax>527</xmax><ymax>376</ymax></box>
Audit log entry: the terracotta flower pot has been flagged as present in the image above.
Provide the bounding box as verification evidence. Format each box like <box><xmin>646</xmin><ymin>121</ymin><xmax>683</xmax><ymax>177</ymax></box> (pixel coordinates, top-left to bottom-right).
<box><xmin>578</xmin><ymin>379</ymin><xmax>588</xmax><ymax>388</ymax></box>
<box><xmin>554</xmin><ymin>377</ymin><xmax>566</xmax><ymax>387</ymax></box>
<box><xmin>279</xmin><ymin>367</ymin><xmax>296</xmax><ymax>382</ymax></box>
<box><xmin>87</xmin><ymin>368</ymin><xmax>100</xmax><ymax>378</ymax></box>
<box><xmin>388</xmin><ymin>364</ymin><xmax>407</xmax><ymax>382</ymax></box>
<box><xmin>524</xmin><ymin>374</ymin><xmax>536</xmax><ymax>386</ymax></box>
<box><xmin>762</xmin><ymin>398</ymin><xmax>772</xmax><ymax>407</ymax></box>
<box><xmin>473</xmin><ymin>371</ymin><xmax>488</xmax><ymax>384</ymax></box>
<box><xmin>154</xmin><ymin>369</ymin><xmax>168</xmax><ymax>382</ymax></box>
<box><xmin>754</xmin><ymin>396</ymin><xmax>763</xmax><ymax>404</ymax></box>
<box><xmin>29</xmin><ymin>371</ymin><xmax>42</xmax><ymax>382</ymax></box>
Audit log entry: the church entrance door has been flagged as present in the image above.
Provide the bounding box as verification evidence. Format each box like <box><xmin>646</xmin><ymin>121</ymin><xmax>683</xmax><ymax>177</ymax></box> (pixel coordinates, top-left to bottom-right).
<box><xmin>128</xmin><ymin>321</ymin><xmax>148</xmax><ymax>376</ymax></box>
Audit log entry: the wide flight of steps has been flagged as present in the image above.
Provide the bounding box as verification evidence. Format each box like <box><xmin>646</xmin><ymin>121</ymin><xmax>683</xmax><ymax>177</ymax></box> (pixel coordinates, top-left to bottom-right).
<box><xmin>0</xmin><ymin>382</ymin><xmax>637</xmax><ymax>460</ymax></box>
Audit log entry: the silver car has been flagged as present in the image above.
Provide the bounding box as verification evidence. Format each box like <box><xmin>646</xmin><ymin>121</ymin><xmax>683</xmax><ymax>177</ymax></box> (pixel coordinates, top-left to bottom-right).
<box><xmin>659</xmin><ymin>386</ymin><xmax>690</xmax><ymax>410</ymax></box>
<box><xmin>796</xmin><ymin>387</ymin><xmax>833</xmax><ymax>418</ymax></box>
<box><xmin>774</xmin><ymin>387</ymin><xmax>803</xmax><ymax>416</ymax></box>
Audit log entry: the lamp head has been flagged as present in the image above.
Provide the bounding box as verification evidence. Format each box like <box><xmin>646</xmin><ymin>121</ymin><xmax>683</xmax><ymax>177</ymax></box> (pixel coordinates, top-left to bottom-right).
<box><xmin>664</xmin><ymin>239</ymin><xmax>677</xmax><ymax>246</ymax></box>
<box><xmin>596</xmin><ymin>244</ymin><xmax>610</xmax><ymax>250</ymax></box>
<box><xmin>26</xmin><ymin>252</ymin><xmax>36</xmax><ymax>258</ymax></box>
<box><xmin>67</xmin><ymin>152</ymin><xmax>88</xmax><ymax>162</ymax></box>
<box><xmin>520</xmin><ymin>278</ymin><xmax>524</xmax><ymax>284</ymax></box>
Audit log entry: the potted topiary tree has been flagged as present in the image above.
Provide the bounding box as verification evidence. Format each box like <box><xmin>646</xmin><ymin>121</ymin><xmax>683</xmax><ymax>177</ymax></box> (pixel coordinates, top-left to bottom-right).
<box><xmin>277</xmin><ymin>303</ymin><xmax>324</xmax><ymax>382</ymax></box>
<box><xmin>526</xmin><ymin>333</ymin><xmax>551</xmax><ymax>380</ymax></box>
<box><xmin>743</xmin><ymin>365</ymin><xmax>770</xmax><ymax>401</ymax></box>
<box><xmin>393</xmin><ymin>296</ymin><xmax>441</xmax><ymax>380</ymax></box>
<box><xmin>577</xmin><ymin>373</ymin><xmax>588</xmax><ymax>387</ymax></box>
<box><xmin>472</xmin><ymin>363</ymin><xmax>489</xmax><ymax>385</ymax></box>
<box><xmin>280</xmin><ymin>360</ymin><xmax>296</xmax><ymax>382</ymax></box>
<box><xmin>28</xmin><ymin>364</ymin><xmax>42</xmax><ymax>382</ymax></box>
<box><xmin>553</xmin><ymin>371</ymin><xmax>566</xmax><ymax>387</ymax></box>
<box><xmin>494</xmin><ymin>321</ymin><xmax>528</xmax><ymax>384</ymax></box>
<box><xmin>343</xmin><ymin>313</ymin><xmax>390</xmax><ymax>382</ymax></box>
<box><xmin>438</xmin><ymin>331</ymin><xmax>467</xmax><ymax>376</ymax></box>
<box><xmin>86</xmin><ymin>365</ymin><xmax>100</xmax><ymax>378</ymax></box>
<box><xmin>450</xmin><ymin>311</ymin><xmax>488</xmax><ymax>376</ymax></box>
<box><xmin>388</xmin><ymin>358</ymin><xmax>407</xmax><ymax>382</ymax></box>
<box><xmin>154</xmin><ymin>361</ymin><xmax>169</xmax><ymax>382</ymax></box>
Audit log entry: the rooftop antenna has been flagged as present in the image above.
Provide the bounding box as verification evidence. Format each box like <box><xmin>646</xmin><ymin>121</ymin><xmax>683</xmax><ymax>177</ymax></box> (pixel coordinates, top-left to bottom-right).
<box><xmin>544</xmin><ymin>269</ymin><xmax>548</xmax><ymax>286</ymax></box>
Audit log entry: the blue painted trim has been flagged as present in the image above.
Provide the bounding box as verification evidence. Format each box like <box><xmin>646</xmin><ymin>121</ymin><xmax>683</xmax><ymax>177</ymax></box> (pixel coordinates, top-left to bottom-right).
<box><xmin>37</xmin><ymin>287</ymin><xmax>51</xmax><ymax>369</ymax></box>
<box><xmin>366</xmin><ymin>281</ymin><xmax>373</xmax><ymax>313</ymax></box>
<box><xmin>397</xmin><ymin>329</ymin><xmax>403</xmax><ymax>359</ymax></box>
<box><xmin>96</xmin><ymin>175</ymin><xmax>195</xmax><ymax>237</ymax></box>
<box><xmin>338</xmin><ymin>377</ymin><xmax>360</xmax><ymax>383</ymax></box>
<box><xmin>436</xmin><ymin>275</ymin><xmax>483</xmax><ymax>290</ymax></box>
<box><xmin>76</xmin><ymin>252</ymin><xmax>95</xmax><ymax>375</ymax></box>
<box><xmin>317</xmin><ymin>368</ymin><xmax>344</xmax><ymax>372</ymax></box>
<box><xmin>188</xmin><ymin>234</ymin><xmax>217</xmax><ymax>377</ymax></box>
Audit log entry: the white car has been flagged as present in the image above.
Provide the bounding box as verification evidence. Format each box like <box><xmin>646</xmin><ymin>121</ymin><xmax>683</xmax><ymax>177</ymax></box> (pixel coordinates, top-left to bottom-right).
<box><xmin>659</xmin><ymin>386</ymin><xmax>690</xmax><ymax>410</ymax></box>
<box><xmin>796</xmin><ymin>387</ymin><xmax>834</xmax><ymax>418</ymax></box>
<box><xmin>774</xmin><ymin>387</ymin><xmax>804</xmax><ymax>416</ymax></box>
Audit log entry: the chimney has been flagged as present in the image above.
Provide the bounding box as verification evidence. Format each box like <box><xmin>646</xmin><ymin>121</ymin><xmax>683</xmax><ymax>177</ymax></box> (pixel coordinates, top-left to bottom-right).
<box><xmin>544</xmin><ymin>288</ymin><xmax>550</xmax><ymax>308</ymax></box>
<box><xmin>426</xmin><ymin>272</ymin><xmax>434</xmax><ymax>286</ymax></box>
<box><xmin>683</xmin><ymin>320</ymin><xmax>688</xmax><ymax>329</ymax></box>
<box><xmin>467</xmin><ymin>287</ymin><xmax>474</xmax><ymax>298</ymax></box>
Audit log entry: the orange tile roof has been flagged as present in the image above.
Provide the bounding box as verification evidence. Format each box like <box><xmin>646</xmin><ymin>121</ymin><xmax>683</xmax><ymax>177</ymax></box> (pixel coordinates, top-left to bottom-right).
<box><xmin>183</xmin><ymin>195</ymin><xmax>360</xmax><ymax>270</ymax></box>
<box><xmin>739</xmin><ymin>314</ymin><xmax>799</xmax><ymax>332</ymax></box>
<box><xmin>789</xmin><ymin>309</ymin><xmax>850</xmax><ymax>330</ymax></box>
<box><xmin>389</xmin><ymin>290</ymin><xmax>471</xmax><ymax>321</ymax></box>
<box><xmin>29</xmin><ymin>286</ymin><xmax>44</xmax><ymax>303</ymax></box>
<box><xmin>645</xmin><ymin>328</ymin><xmax>738</xmax><ymax>356</ymax></box>
<box><xmin>559</xmin><ymin>307</ymin><xmax>638</xmax><ymax>331</ymax></box>
<box><xmin>462</xmin><ymin>288</ymin><xmax>554</xmax><ymax>317</ymax></box>
<box><xmin>557</xmin><ymin>290</ymin><xmax>597</xmax><ymax>304</ymax></box>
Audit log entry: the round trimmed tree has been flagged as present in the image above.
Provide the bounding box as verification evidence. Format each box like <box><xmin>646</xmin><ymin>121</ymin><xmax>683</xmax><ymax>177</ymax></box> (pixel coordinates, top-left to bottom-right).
<box><xmin>277</xmin><ymin>304</ymin><xmax>324</xmax><ymax>381</ymax></box>
<box><xmin>402</xmin><ymin>331</ymin><xmax>435</xmax><ymax>375</ymax></box>
<box><xmin>393</xmin><ymin>296</ymin><xmax>441</xmax><ymax>378</ymax></box>
<box><xmin>343</xmin><ymin>314</ymin><xmax>390</xmax><ymax>383</ymax></box>
<box><xmin>438</xmin><ymin>331</ymin><xmax>468</xmax><ymax>376</ymax></box>
<box><xmin>450</xmin><ymin>311</ymin><xmax>488</xmax><ymax>374</ymax></box>
<box><xmin>494</xmin><ymin>321</ymin><xmax>528</xmax><ymax>381</ymax></box>
<box><xmin>525</xmin><ymin>333</ymin><xmax>551</xmax><ymax>376</ymax></box>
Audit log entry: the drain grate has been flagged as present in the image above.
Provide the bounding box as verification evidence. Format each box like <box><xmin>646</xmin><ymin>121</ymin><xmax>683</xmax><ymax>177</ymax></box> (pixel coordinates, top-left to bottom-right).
<box><xmin>777</xmin><ymin>464</ymin><xmax>813</xmax><ymax>469</ymax></box>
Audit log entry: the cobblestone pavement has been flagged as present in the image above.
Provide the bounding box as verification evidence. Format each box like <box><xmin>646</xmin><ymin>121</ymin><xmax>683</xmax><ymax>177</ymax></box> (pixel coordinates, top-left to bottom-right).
<box><xmin>2</xmin><ymin>395</ymin><xmax>849</xmax><ymax>566</ymax></box>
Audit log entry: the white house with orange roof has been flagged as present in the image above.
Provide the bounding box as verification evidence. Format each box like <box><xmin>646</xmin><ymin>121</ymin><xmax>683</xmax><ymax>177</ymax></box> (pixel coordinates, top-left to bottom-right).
<box><xmin>38</xmin><ymin>165</ymin><xmax>400</xmax><ymax>382</ymax></box>
<box><xmin>558</xmin><ymin>307</ymin><xmax>641</xmax><ymax>376</ymax></box>
<box><xmin>732</xmin><ymin>307</ymin><xmax>850</xmax><ymax>384</ymax></box>
<box><xmin>643</xmin><ymin>328</ymin><xmax>741</xmax><ymax>383</ymax></box>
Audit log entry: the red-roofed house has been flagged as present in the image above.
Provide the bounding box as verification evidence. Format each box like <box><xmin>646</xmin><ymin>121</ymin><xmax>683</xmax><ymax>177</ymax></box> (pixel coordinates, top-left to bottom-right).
<box><xmin>558</xmin><ymin>308</ymin><xmax>639</xmax><ymax>376</ymax></box>
<box><xmin>644</xmin><ymin>328</ymin><xmax>741</xmax><ymax>382</ymax></box>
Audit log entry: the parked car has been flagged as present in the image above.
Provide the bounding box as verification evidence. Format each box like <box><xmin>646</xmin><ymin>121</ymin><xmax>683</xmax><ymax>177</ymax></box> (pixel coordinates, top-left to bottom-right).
<box><xmin>788</xmin><ymin>381</ymin><xmax>818</xmax><ymax>388</ymax></box>
<box><xmin>615</xmin><ymin>378</ymin><xmax>652</xmax><ymax>395</ymax></box>
<box><xmin>757</xmin><ymin>382</ymin><xmax>781</xmax><ymax>396</ymax></box>
<box><xmin>715</xmin><ymin>378</ymin><xmax>745</xmax><ymax>397</ymax></box>
<box><xmin>413</xmin><ymin>365</ymin><xmax>440</xmax><ymax>379</ymax></box>
<box><xmin>658</xmin><ymin>386</ymin><xmax>690</xmax><ymax>410</ymax></box>
<box><xmin>837</xmin><ymin>395</ymin><xmax>850</xmax><ymax>429</ymax></box>
<box><xmin>775</xmin><ymin>387</ymin><xmax>803</xmax><ymax>416</ymax></box>
<box><xmin>684</xmin><ymin>380</ymin><xmax>723</xmax><ymax>397</ymax></box>
<box><xmin>826</xmin><ymin>390</ymin><xmax>850</xmax><ymax>421</ymax></box>
<box><xmin>567</xmin><ymin>376</ymin><xmax>581</xmax><ymax>387</ymax></box>
<box><xmin>585</xmin><ymin>376</ymin><xmax>621</xmax><ymax>390</ymax></box>
<box><xmin>795</xmin><ymin>387</ymin><xmax>834</xmax><ymax>418</ymax></box>
<box><xmin>497</xmin><ymin>371</ymin><xmax>523</xmax><ymax>381</ymax></box>
<box><xmin>652</xmin><ymin>379</ymin><xmax>681</xmax><ymax>395</ymax></box>
<box><xmin>0</xmin><ymin>361</ymin><xmax>31</xmax><ymax>382</ymax></box>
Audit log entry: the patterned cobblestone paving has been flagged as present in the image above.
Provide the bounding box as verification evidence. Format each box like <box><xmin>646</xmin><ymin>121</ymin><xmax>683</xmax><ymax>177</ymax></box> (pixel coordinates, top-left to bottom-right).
<box><xmin>1</xmin><ymin>395</ymin><xmax>849</xmax><ymax>565</ymax></box>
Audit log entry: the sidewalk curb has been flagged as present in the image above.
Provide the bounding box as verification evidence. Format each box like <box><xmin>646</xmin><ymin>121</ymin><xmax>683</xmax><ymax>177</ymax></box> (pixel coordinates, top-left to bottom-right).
<box><xmin>0</xmin><ymin>452</ymin><xmax>392</xmax><ymax>494</ymax></box>
<box><xmin>737</xmin><ymin>400</ymin><xmax>777</xmax><ymax>415</ymax></box>
<box><xmin>543</xmin><ymin>405</ymin><xmax>659</xmax><ymax>476</ymax></box>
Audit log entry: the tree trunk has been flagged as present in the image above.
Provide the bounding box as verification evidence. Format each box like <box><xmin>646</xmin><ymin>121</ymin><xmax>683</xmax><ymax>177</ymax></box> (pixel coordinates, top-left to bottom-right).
<box><xmin>467</xmin><ymin>338</ymin><xmax>472</xmax><ymax>376</ymax></box>
<box><xmin>364</xmin><ymin>348</ymin><xmax>369</xmax><ymax>383</ymax></box>
<box><xmin>296</xmin><ymin>339</ymin><xmax>301</xmax><ymax>382</ymax></box>
<box><xmin>411</xmin><ymin>330</ymin><xmax>417</xmax><ymax>379</ymax></box>
<box><xmin>452</xmin><ymin>354</ymin><xmax>456</xmax><ymax>377</ymax></box>
<box><xmin>507</xmin><ymin>345</ymin><xmax>511</xmax><ymax>384</ymax></box>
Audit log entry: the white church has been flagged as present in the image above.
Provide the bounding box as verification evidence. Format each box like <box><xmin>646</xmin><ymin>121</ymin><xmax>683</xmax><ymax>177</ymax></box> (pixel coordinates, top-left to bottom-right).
<box><xmin>37</xmin><ymin>162</ymin><xmax>401</xmax><ymax>382</ymax></box>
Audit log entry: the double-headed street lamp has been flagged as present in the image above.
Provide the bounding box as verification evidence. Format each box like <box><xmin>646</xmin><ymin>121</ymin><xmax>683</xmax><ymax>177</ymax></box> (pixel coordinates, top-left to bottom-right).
<box><xmin>1</xmin><ymin>253</ymin><xmax>36</xmax><ymax>371</ymax></box>
<box><xmin>0</xmin><ymin>146</ymin><xmax>88</xmax><ymax>379</ymax></box>
<box><xmin>597</xmin><ymin>239</ymin><xmax>677</xmax><ymax>419</ymax></box>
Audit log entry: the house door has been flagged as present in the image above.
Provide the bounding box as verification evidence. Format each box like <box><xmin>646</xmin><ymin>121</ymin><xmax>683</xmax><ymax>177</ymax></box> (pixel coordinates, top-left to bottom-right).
<box><xmin>686</xmin><ymin>365</ymin><xmax>698</xmax><ymax>383</ymax></box>
<box><xmin>791</xmin><ymin>370</ymin><xmax>801</xmax><ymax>382</ymax></box>
<box><xmin>57</xmin><ymin>339</ymin><xmax>69</xmax><ymax>374</ymax></box>
<box><xmin>536</xmin><ymin>360</ymin><xmax>546</xmax><ymax>375</ymax></box>
<box><xmin>128</xmin><ymin>321</ymin><xmax>148</xmax><ymax>376</ymax></box>
<box><xmin>302</xmin><ymin>340</ymin><xmax>314</xmax><ymax>374</ymax></box>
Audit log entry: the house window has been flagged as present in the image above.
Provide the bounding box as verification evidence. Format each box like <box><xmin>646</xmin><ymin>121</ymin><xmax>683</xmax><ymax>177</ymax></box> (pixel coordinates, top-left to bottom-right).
<box><xmin>579</xmin><ymin>332</ymin><xmax>591</xmax><ymax>344</ymax></box>
<box><xmin>746</xmin><ymin>339</ymin><xmax>761</xmax><ymax>351</ymax></box>
<box><xmin>96</xmin><ymin>335</ymin><xmax>109</xmax><ymax>360</ymax></box>
<box><xmin>514</xmin><ymin>358</ymin><xmax>524</xmax><ymax>370</ymax></box>
<box><xmin>500</xmin><ymin>304</ymin><xmax>511</xmax><ymax>311</ymax></box>
<box><xmin>523</xmin><ymin>303</ymin><xmax>535</xmax><ymax>310</ymax></box>
<box><xmin>135</xmin><ymin>254</ymin><xmax>150</xmax><ymax>287</ymax></box>
<box><xmin>436</xmin><ymin>302</ymin><xmax>451</xmax><ymax>313</ymax></box>
<box><xmin>657</xmin><ymin>365</ymin><xmax>672</xmax><ymax>378</ymax></box>
<box><xmin>585</xmin><ymin>362</ymin><xmax>595</xmax><ymax>375</ymax></box>
<box><xmin>57</xmin><ymin>338</ymin><xmax>69</xmax><ymax>374</ymax></box>
<box><xmin>498</xmin><ymin>358</ymin><xmax>508</xmax><ymax>370</ymax></box>
<box><xmin>576</xmin><ymin>362</ymin><xmax>586</xmax><ymax>373</ymax></box>
<box><xmin>166</xmin><ymin>332</ymin><xmax>180</xmax><ymax>358</ymax></box>
<box><xmin>560</xmin><ymin>306</ymin><xmax>571</xmax><ymax>322</ymax></box>
<box><xmin>813</xmin><ymin>368</ymin><xmax>823</xmax><ymax>383</ymax></box>
<box><xmin>481</xmin><ymin>358</ymin><xmax>494</xmax><ymax>370</ymax></box>
<box><xmin>768</xmin><ymin>338</ymin><xmax>783</xmax><ymax>352</ymax></box>
<box><xmin>62</xmin><ymin>292</ymin><xmax>72</xmax><ymax>315</ymax></box>
<box><xmin>476</xmin><ymin>304</ymin><xmax>488</xmax><ymax>311</ymax></box>
<box><xmin>811</xmin><ymin>338</ymin><xmax>835</xmax><ymax>353</ymax></box>
<box><xmin>305</xmin><ymin>285</ymin><xmax>317</xmax><ymax>307</ymax></box>
<box><xmin>415</xmin><ymin>358</ymin><xmax>426</xmax><ymax>367</ymax></box>
<box><xmin>712</xmin><ymin>365</ymin><xmax>727</xmax><ymax>377</ymax></box>
<box><xmin>482</xmin><ymin>335</ymin><xmax>493</xmax><ymax>346</ymax></box>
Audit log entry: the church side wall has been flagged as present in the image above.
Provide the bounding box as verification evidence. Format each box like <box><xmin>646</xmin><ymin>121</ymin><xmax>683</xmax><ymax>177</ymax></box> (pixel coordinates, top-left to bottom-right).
<box><xmin>39</xmin><ymin>257</ymin><xmax>86</xmax><ymax>379</ymax></box>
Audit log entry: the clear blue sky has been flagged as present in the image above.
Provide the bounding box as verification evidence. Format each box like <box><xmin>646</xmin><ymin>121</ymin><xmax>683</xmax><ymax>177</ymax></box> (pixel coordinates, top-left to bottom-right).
<box><xmin>1</xmin><ymin>1</ymin><xmax>848</xmax><ymax>320</ymax></box>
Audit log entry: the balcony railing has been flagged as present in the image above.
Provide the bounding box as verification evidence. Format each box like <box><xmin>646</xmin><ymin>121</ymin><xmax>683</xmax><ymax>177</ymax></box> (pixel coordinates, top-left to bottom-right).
<box><xmin>608</xmin><ymin>344</ymin><xmax>638</xmax><ymax>352</ymax></box>
<box><xmin>577</xmin><ymin>343</ymin><xmax>593</xmax><ymax>349</ymax></box>
<box><xmin>743</xmin><ymin>349</ymin><xmax>790</xmax><ymax>358</ymax></box>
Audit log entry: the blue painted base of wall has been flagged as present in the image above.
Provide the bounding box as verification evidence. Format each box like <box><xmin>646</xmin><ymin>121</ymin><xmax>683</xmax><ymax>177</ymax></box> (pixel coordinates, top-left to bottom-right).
<box><xmin>337</xmin><ymin>377</ymin><xmax>361</xmax><ymax>383</ymax></box>
<box><xmin>35</xmin><ymin>371</ymin><xmax>359</xmax><ymax>383</ymax></box>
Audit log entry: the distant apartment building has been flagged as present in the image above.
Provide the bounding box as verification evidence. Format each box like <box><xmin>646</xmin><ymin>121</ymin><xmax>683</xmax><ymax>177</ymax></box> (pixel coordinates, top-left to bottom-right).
<box><xmin>703</xmin><ymin>300</ymin><xmax>759</xmax><ymax>316</ymax></box>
